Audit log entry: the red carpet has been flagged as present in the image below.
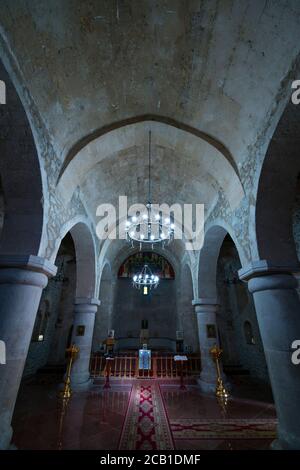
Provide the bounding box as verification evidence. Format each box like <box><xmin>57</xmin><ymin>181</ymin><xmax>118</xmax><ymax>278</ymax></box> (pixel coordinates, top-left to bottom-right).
<box><xmin>118</xmin><ymin>381</ymin><xmax>277</xmax><ymax>448</ymax></box>
<box><xmin>118</xmin><ymin>381</ymin><xmax>174</xmax><ymax>450</ymax></box>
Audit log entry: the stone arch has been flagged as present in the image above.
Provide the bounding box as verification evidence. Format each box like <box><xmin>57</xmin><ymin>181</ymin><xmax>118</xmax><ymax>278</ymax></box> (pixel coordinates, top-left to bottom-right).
<box><xmin>46</xmin><ymin>222</ymin><xmax>99</xmax><ymax>386</ymax></box>
<box><xmin>56</xmin><ymin>120</ymin><xmax>244</xmax><ymax>211</ymax></box>
<box><xmin>198</xmin><ymin>223</ymin><xmax>245</xmax><ymax>299</ymax></box>
<box><xmin>216</xmin><ymin>233</ymin><xmax>269</xmax><ymax>382</ymax></box>
<box><xmin>0</xmin><ymin>59</ymin><xmax>44</xmax><ymax>255</ymax></box>
<box><xmin>22</xmin><ymin>232</ymin><xmax>76</xmax><ymax>377</ymax></box>
<box><xmin>112</xmin><ymin>245</ymin><xmax>179</xmax><ymax>280</ymax></box>
<box><xmin>59</xmin><ymin>114</ymin><xmax>238</xmax><ymax>182</ymax></box>
<box><xmin>51</xmin><ymin>219</ymin><xmax>97</xmax><ymax>299</ymax></box>
<box><xmin>255</xmin><ymin>100</ymin><xmax>300</xmax><ymax>266</ymax></box>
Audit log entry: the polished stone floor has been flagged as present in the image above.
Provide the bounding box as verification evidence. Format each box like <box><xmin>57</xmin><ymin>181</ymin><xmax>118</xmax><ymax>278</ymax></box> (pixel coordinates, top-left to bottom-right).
<box><xmin>11</xmin><ymin>375</ymin><xmax>276</xmax><ymax>450</ymax></box>
<box><xmin>161</xmin><ymin>383</ymin><xmax>276</xmax><ymax>450</ymax></box>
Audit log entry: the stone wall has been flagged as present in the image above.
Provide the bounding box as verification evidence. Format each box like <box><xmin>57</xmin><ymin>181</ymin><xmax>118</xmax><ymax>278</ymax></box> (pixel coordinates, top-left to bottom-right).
<box><xmin>0</xmin><ymin>177</ymin><xmax>4</xmax><ymax>237</ymax></box>
<box><xmin>111</xmin><ymin>277</ymin><xmax>178</xmax><ymax>351</ymax></box>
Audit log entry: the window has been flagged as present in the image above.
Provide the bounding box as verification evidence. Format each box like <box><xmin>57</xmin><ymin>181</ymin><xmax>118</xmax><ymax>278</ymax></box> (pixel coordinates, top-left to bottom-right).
<box><xmin>244</xmin><ymin>320</ymin><xmax>255</xmax><ymax>345</ymax></box>
<box><xmin>32</xmin><ymin>300</ymin><xmax>50</xmax><ymax>342</ymax></box>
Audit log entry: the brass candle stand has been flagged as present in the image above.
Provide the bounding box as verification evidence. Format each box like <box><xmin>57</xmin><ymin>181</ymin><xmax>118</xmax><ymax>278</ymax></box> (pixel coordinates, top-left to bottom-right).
<box><xmin>209</xmin><ymin>344</ymin><xmax>229</xmax><ymax>400</ymax></box>
<box><xmin>57</xmin><ymin>396</ymin><xmax>69</xmax><ymax>450</ymax></box>
<box><xmin>60</xmin><ymin>344</ymin><xmax>79</xmax><ymax>399</ymax></box>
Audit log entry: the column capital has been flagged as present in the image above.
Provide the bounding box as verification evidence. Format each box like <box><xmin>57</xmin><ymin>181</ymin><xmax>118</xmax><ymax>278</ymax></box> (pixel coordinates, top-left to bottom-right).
<box><xmin>0</xmin><ymin>255</ymin><xmax>57</xmax><ymax>288</ymax></box>
<box><xmin>192</xmin><ymin>298</ymin><xmax>218</xmax><ymax>306</ymax></box>
<box><xmin>0</xmin><ymin>254</ymin><xmax>57</xmax><ymax>277</ymax></box>
<box><xmin>238</xmin><ymin>260</ymin><xmax>300</xmax><ymax>282</ymax></box>
<box><xmin>74</xmin><ymin>297</ymin><xmax>101</xmax><ymax>306</ymax></box>
<box><xmin>192</xmin><ymin>298</ymin><xmax>219</xmax><ymax>314</ymax></box>
<box><xmin>238</xmin><ymin>260</ymin><xmax>299</xmax><ymax>294</ymax></box>
<box><xmin>74</xmin><ymin>297</ymin><xmax>100</xmax><ymax>314</ymax></box>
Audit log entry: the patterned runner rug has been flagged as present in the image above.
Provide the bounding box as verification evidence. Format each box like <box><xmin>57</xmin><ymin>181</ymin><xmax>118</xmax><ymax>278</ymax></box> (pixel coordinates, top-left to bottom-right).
<box><xmin>170</xmin><ymin>418</ymin><xmax>277</xmax><ymax>439</ymax></box>
<box><xmin>118</xmin><ymin>381</ymin><xmax>174</xmax><ymax>450</ymax></box>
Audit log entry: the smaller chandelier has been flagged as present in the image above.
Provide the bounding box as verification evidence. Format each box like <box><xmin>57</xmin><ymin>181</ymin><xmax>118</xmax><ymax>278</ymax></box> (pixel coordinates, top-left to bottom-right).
<box><xmin>132</xmin><ymin>264</ymin><xmax>159</xmax><ymax>293</ymax></box>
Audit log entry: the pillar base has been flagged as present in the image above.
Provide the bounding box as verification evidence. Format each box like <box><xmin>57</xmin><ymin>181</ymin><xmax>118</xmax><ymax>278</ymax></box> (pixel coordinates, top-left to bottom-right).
<box><xmin>197</xmin><ymin>377</ymin><xmax>216</xmax><ymax>394</ymax></box>
<box><xmin>70</xmin><ymin>372</ymin><xmax>92</xmax><ymax>390</ymax></box>
<box><xmin>270</xmin><ymin>433</ymin><xmax>300</xmax><ymax>450</ymax></box>
<box><xmin>197</xmin><ymin>373</ymin><xmax>231</xmax><ymax>395</ymax></box>
<box><xmin>0</xmin><ymin>421</ymin><xmax>13</xmax><ymax>450</ymax></box>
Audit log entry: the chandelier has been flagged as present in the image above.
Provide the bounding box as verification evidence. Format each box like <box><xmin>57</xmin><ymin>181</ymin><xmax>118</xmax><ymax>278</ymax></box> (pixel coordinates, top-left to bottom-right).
<box><xmin>133</xmin><ymin>264</ymin><xmax>159</xmax><ymax>294</ymax></box>
<box><xmin>125</xmin><ymin>131</ymin><xmax>175</xmax><ymax>249</ymax></box>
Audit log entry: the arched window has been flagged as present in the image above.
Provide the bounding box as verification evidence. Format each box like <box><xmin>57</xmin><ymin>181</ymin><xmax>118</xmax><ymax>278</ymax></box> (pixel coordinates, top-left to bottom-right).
<box><xmin>244</xmin><ymin>320</ymin><xmax>255</xmax><ymax>345</ymax></box>
<box><xmin>32</xmin><ymin>300</ymin><xmax>50</xmax><ymax>342</ymax></box>
<box><xmin>118</xmin><ymin>252</ymin><xmax>175</xmax><ymax>279</ymax></box>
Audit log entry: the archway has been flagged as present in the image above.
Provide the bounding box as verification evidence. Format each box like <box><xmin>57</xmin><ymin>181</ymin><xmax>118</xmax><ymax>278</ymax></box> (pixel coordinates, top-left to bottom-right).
<box><xmin>255</xmin><ymin>101</ymin><xmax>300</xmax><ymax>266</ymax></box>
<box><xmin>217</xmin><ymin>235</ymin><xmax>270</xmax><ymax>390</ymax></box>
<box><xmin>240</xmin><ymin>99</ymin><xmax>300</xmax><ymax>449</ymax></box>
<box><xmin>18</xmin><ymin>220</ymin><xmax>97</xmax><ymax>387</ymax></box>
<box><xmin>23</xmin><ymin>232</ymin><xmax>76</xmax><ymax>377</ymax></box>
<box><xmin>0</xmin><ymin>59</ymin><xmax>50</xmax><ymax>450</ymax></box>
<box><xmin>53</xmin><ymin>221</ymin><xmax>98</xmax><ymax>386</ymax></box>
<box><xmin>196</xmin><ymin>224</ymin><xmax>272</xmax><ymax>395</ymax></box>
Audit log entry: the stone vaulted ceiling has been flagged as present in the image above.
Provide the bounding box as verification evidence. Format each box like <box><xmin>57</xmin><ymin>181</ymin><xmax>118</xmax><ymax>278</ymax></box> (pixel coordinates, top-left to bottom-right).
<box><xmin>1</xmin><ymin>0</ymin><xmax>300</xmax><ymax>167</ymax></box>
<box><xmin>1</xmin><ymin>0</ymin><xmax>300</xmax><ymax>266</ymax></box>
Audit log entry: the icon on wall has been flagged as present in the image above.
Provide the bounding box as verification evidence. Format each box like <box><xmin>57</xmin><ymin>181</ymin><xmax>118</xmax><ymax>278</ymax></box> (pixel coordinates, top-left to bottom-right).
<box><xmin>206</xmin><ymin>324</ymin><xmax>217</xmax><ymax>338</ymax></box>
<box><xmin>76</xmin><ymin>325</ymin><xmax>85</xmax><ymax>336</ymax></box>
<box><xmin>176</xmin><ymin>330</ymin><xmax>184</xmax><ymax>340</ymax></box>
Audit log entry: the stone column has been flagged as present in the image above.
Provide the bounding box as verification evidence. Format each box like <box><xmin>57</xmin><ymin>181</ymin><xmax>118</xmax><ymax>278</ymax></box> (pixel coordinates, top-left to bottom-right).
<box><xmin>239</xmin><ymin>260</ymin><xmax>300</xmax><ymax>450</ymax></box>
<box><xmin>70</xmin><ymin>297</ymin><xmax>100</xmax><ymax>387</ymax></box>
<box><xmin>0</xmin><ymin>255</ymin><xmax>57</xmax><ymax>449</ymax></box>
<box><xmin>193</xmin><ymin>298</ymin><xmax>224</xmax><ymax>393</ymax></box>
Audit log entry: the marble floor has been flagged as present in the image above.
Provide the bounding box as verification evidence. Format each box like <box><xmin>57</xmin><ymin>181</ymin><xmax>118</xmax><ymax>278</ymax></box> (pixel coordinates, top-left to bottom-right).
<box><xmin>161</xmin><ymin>384</ymin><xmax>276</xmax><ymax>450</ymax></box>
<box><xmin>11</xmin><ymin>375</ymin><xmax>276</xmax><ymax>450</ymax></box>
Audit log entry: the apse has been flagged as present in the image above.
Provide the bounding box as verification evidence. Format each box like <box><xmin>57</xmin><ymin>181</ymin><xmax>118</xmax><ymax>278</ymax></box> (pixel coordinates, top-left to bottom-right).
<box><xmin>111</xmin><ymin>251</ymin><xmax>177</xmax><ymax>352</ymax></box>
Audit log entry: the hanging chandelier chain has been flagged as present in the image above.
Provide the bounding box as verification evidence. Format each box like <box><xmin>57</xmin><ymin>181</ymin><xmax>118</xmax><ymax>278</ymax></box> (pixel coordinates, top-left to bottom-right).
<box><xmin>148</xmin><ymin>129</ymin><xmax>151</xmax><ymax>204</ymax></box>
<box><xmin>125</xmin><ymin>129</ymin><xmax>174</xmax><ymax>250</ymax></box>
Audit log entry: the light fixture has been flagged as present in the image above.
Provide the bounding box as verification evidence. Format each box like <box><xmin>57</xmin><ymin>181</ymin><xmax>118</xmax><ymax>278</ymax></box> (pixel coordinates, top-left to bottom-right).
<box><xmin>132</xmin><ymin>264</ymin><xmax>159</xmax><ymax>292</ymax></box>
<box><xmin>125</xmin><ymin>131</ymin><xmax>175</xmax><ymax>249</ymax></box>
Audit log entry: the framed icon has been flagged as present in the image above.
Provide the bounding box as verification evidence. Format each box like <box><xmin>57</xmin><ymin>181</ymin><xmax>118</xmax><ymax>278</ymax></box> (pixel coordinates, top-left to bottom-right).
<box><xmin>206</xmin><ymin>324</ymin><xmax>216</xmax><ymax>338</ymax></box>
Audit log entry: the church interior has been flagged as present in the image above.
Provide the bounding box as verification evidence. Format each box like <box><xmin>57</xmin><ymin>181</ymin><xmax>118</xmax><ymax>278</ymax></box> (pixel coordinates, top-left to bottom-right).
<box><xmin>0</xmin><ymin>0</ymin><xmax>300</xmax><ymax>453</ymax></box>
